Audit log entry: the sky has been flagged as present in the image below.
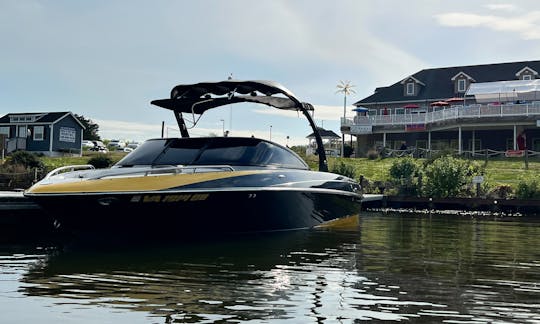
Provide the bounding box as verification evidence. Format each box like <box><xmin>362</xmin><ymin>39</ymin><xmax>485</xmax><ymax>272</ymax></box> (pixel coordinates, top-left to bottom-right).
<box><xmin>2</xmin><ymin>0</ymin><xmax>540</xmax><ymax>146</ymax></box>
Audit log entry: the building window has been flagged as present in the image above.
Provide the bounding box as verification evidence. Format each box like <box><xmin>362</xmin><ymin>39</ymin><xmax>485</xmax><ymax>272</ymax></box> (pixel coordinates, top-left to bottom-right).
<box><xmin>395</xmin><ymin>108</ymin><xmax>405</xmax><ymax>115</ymax></box>
<box><xmin>0</xmin><ymin>127</ymin><xmax>9</xmax><ymax>137</ymax></box>
<box><xmin>523</xmin><ymin>74</ymin><xmax>532</xmax><ymax>80</ymax></box>
<box><xmin>33</xmin><ymin>126</ymin><xmax>44</xmax><ymax>141</ymax></box>
<box><xmin>458</xmin><ymin>79</ymin><xmax>467</xmax><ymax>92</ymax></box>
<box><xmin>406</xmin><ymin>82</ymin><xmax>414</xmax><ymax>95</ymax></box>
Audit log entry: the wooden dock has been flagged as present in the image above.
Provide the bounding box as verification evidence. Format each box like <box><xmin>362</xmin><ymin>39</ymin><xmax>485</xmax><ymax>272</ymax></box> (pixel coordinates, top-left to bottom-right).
<box><xmin>361</xmin><ymin>195</ymin><xmax>540</xmax><ymax>214</ymax></box>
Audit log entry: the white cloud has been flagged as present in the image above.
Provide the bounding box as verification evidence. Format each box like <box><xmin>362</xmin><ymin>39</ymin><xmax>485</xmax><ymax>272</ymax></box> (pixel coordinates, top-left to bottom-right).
<box><xmin>434</xmin><ymin>11</ymin><xmax>540</xmax><ymax>40</ymax></box>
<box><xmin>94</xmin><ymin>118</ymin><xmax>310</xmax><ymax>147</ymax></box>
<box><xmin>485</xmin><ymin>4</ymin><xmax>517</xmax><ymax>11</ymax></box>
<box><xmin>253</xmin><ymin>104</ymin><xmax>349</xmax><ymax>121</ymax></box>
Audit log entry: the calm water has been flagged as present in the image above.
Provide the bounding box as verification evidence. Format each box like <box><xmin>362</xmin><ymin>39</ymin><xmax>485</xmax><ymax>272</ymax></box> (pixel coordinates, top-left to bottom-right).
<box><xmin>2</xmin><ymin>212</ymin><xmax>540</xmax><ymax>323</ymax></box>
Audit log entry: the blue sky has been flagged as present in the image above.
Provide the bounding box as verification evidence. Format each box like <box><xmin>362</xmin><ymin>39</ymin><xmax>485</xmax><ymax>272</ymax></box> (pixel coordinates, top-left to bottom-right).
<box><xmin>2</xmin><ymin>0</ymin><xmax>540</xmax><ymax>146</ymax></box>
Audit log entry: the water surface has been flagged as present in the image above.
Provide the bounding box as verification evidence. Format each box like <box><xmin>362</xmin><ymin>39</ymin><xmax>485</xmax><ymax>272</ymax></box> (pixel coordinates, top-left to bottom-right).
<box><xmin>2</xmin><ymin>212</ymin><xmax>540</xmax><ymax>323</ymax></box>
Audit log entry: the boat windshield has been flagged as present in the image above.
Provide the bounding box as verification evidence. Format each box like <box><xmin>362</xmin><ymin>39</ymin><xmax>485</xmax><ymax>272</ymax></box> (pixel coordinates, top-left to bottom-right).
<box><xmin>115</xmin><ymin>137</ymin><xmax>309</xmax><ymax>169</ymax></box>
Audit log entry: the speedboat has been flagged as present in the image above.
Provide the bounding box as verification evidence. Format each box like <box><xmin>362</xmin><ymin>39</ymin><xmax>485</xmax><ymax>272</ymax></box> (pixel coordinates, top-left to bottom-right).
<box><xmin>25</xmin><ymin>80</ymin><xmax>362</xmax><ymax>236</ymax></box>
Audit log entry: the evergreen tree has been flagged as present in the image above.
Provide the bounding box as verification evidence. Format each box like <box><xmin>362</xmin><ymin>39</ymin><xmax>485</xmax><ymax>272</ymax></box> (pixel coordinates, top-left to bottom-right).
<box><xmin>74</xmin><ymin>114</ymin><xmax>101</xmax><ymax>140</ymax></box>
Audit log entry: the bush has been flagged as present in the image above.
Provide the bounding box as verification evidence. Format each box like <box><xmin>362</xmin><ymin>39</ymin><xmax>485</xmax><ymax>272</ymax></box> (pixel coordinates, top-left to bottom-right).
<box><xmin>422</xmin><ymin>155</ymin><xmax>484</xmax><ymax>198</ymax></box>
<box><xmin>487</xmin><ymin>185</ymin><xmax>514</xmax><ymax>199</ymax></box>
<box><xmin>330</xmin><ymin>161</ymin><xmax>356</xmax><ymax>179</ymax></box>
<box><xmin>87</xmin><ymin>155</ymin><xmax>113</xmax><ymax>169</ymax></box>
<box><xmin>515</xmin><ymin>177</ymin><xmax>540</xmax><ymax>199</ymax></box>
<box><xmin>389</xmin><ymin>157</ymin><xmax>420</xmax><ymax>196</ymax></box>
<box><xmin>6</xmin><ymin>151</ymin><xmax>44</xmax><ymax>169</ymax></box>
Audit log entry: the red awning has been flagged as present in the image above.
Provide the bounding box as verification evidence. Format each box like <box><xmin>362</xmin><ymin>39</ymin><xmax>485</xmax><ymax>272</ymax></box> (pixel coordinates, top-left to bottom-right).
<box><xmin>430</xmin><ymin>101</ymin><xmax>449</xmax><ymax>106</ymax></box>
<box><xmin>445</xmin><ymin>97</ymin><xmax>464</xmax><ymax>103</ymax></box>
<box><xmin>403</xmin><ymin>104</ymin><xmax>419</xmax><ymax>109</ymax></box>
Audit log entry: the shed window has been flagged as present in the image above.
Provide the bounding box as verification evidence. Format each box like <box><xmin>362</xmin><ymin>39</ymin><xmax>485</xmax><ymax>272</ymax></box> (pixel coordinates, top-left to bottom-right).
<box><xmin>33</xmin><ymin>126</ymin><xmax>44</xmax><ymax>141</ymax></box>
<box><xmin>523</xmin><ymin>74</ymin><xmax>532</xmax><ymax>80</ymax></box>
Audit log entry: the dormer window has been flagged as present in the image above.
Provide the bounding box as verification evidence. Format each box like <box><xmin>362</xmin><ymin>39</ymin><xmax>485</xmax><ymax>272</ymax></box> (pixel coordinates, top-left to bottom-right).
<box><xmin>515</xmin><ymin>66</ymin><xmax>538</xmax><ymax>80</ymax></box>
<box><xmin>458</xmin><ymin>79</ymin><xmax>467</xmax><ymax>92</ymax></box>
<box><xmin>406</xmin><ymin>82</ymin><xmax>414</xmax><ymax>95</ymax></box>
<box><xmin>451</xmin><ymin>72</ymin><xmax>475</xmax><ymax>94</ymax></box>
<box><xmin>400</xmin><ymin>76</ymin><xmax>425</xmax><ymax>97</ymax></box>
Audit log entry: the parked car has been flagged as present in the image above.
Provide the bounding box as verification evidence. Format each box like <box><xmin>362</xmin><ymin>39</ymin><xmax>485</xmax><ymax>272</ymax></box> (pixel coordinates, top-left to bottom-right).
<box><xmin>126</xmin><ymin>142</ymin><xmax>140</xmax><ymax>150</ymax></box>
<box><xmin>90</xmin><ymin>140</ymin><xmax>108</xmax><ymax>153</ymax></box>
<box><xmin>82</xmin><ymin>140</ymin><xmax>95</xmax><ymax>148</ymax></box>
<box><xmin>108</xmin><ymin>140</ymin><xmax>126</xmax><ymax>149</ymax></box>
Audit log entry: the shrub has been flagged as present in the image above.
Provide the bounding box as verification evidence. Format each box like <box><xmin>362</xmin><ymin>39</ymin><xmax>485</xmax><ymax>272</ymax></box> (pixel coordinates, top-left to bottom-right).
<box><xmin>6</xmin><ymin>151</ymin><xmax>44</xmax><ymax>169</ymax></box>
<box><xmin>487</xmin><ymin>185</ymin><xmax>514</xmax><ymax>199</ymax></box>
<box><xmin>515</xmin><ymin>177</ymin><xmax>540</xmax><ymax>199</ymax></box>
<box><xmin>388</xmin><ymin>157</ymin><xmax>420</xmax><ymax>196</ymax></box>
<box><xmin>422</xmin><ymin>155</ymin><xmax>484</xmax><ymax>198</ymax></box>
<box><xmin>87</xmin><ymin>155</ymin><xmax>113</xmax><ymax>169</ymax></box>
<box><xmin>330</xmin><ymin>161</ymin><xmax>356</xmax><ymax>179</ymax></box>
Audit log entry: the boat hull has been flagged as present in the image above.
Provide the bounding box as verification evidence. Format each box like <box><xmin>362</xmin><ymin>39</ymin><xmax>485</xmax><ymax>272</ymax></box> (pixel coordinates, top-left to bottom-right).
<box><xmin>31</xmin><ymin>188</ymin><xmax>362</xmax><ymax>237</ymax></box>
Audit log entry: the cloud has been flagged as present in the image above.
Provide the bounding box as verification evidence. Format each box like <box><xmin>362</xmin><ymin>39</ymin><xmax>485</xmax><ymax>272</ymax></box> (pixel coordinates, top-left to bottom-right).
<box><xmin>484</xmin><ymin>4</ymin><xmax>517</xmax><ymax>11</ymax></box>
<box><xmin>434</xmin><ymin>11</ymin><xmax>540</xmax><ymax>40</ymax></box>
<box><xmin>94</xmin><ymin>118</ymin><xmax>309</xmax><ymax>147</ymax></box>
<box><xmin>253</xmin><ymin>104</ymin><xmax>351</xmax><ymax>121</ymax></box>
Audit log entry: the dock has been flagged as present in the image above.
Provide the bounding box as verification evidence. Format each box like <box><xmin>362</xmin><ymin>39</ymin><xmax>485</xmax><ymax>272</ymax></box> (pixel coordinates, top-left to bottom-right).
<box><xmin>361</xmin><ymin>195</ymin><xmax>540</xmax><ymax>214</ymax></box>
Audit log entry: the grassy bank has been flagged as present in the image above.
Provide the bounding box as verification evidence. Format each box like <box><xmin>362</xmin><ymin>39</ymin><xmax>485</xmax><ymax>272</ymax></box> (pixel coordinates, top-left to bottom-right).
<box><xmin>305</xmin><ymin>155</ymin><xmax>539</xmax><ymax>190</ymax></box>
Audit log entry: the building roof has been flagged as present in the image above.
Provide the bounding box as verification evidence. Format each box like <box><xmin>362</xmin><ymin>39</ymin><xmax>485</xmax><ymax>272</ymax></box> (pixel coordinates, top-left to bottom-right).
<box><xmin>354</xmin><ymin>60</ymin><xmax>540</xmax><ymax>106</ymax></box>
<box><xmin>0</xmin><ymin>112</ymin><xmax>85</xmax><ymax>128</ymax></box>
<box><xmin>306</xmin><ymin>127</ymin><xmax>340</xmax><ymax>139</ymax></box>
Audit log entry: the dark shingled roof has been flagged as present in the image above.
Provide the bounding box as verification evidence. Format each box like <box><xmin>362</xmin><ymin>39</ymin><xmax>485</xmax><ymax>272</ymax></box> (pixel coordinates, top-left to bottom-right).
<box><xmin>354</xmin><ymin>60</ymin><xmax>540</xmax><ymax>106</ymax></box>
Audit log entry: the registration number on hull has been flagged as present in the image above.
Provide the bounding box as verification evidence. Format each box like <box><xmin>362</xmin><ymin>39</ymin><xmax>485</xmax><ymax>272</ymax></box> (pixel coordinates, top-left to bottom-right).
<box><xmin>130</xmin><ymin>193</ymin><xmax>210</xmax><ymax>203</ymax></box>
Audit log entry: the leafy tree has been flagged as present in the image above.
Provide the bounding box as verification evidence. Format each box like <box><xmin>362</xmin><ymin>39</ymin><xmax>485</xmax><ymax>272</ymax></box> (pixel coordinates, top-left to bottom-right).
<box><xmin>74</xmin><ymin>114</ymin><xmax>101</xmax><ymax>140</ymax></box>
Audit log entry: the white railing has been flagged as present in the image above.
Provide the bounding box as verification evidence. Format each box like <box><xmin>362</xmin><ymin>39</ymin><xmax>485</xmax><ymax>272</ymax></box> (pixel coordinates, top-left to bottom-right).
<box><xmin>343</xmin><ymin>101</ymin><xmax>540</xmax><ymax>128</ymax></box>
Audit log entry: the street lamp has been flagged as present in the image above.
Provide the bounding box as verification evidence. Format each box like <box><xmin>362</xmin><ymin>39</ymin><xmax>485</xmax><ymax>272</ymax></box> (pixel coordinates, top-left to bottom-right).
<box><xmin>269</xmin><ymin>125</ymin><xmax>272</xmax><ymax>141</ymax></box>
<box><xmin>220</xmin><ymin>119</ymin><xmax>225</xmax><ymax>136</ymax></box>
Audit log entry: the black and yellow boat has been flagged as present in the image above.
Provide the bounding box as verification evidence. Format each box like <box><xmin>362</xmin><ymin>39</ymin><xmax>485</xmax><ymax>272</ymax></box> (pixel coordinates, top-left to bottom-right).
<box><xmin>25</xmin><ymin>80</ymin><xmax>362</xmax><ymax>236</ymax></box>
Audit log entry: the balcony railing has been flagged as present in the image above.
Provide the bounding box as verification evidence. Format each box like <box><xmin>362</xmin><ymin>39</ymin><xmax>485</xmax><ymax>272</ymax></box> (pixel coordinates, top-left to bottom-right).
<box><xmin>342</xmin><ymin>101</ymin><xmax>540</xmax><ymax>128</ymax></box>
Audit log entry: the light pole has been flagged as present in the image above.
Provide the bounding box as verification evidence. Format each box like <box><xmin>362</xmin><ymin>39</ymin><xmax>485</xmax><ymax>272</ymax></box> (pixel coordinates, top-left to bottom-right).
<box><xmin>269</xmin><ymin>125</ymin><xmax>272</xmax><ymax>141</ymax></box>
<box><xmin>220</xmin><ymin>119</ymin><xmax>225</xmax><ymax>136</ymax></box>
<box><xmin>336</xmin><ymin>81</ymin><xmax>356</xmax><ymax>157</ymax></box>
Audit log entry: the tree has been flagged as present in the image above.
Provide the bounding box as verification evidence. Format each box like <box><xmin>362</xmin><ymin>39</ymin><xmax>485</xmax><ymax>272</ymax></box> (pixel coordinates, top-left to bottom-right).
<box><xmin>335</xmin><ymin>81</ymin><xmax>356</xmax><ymax>157</ymax></box>
<box><xmin>75</xmin><ymin>114</ymin><xmax>101</xmax><ymax>140</ymax></box>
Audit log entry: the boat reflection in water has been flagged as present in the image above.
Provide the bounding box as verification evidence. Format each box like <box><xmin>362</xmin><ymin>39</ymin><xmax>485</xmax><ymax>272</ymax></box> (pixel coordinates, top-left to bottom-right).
<box><xmin>25</xmin><ymin>80</ymin><xmax>362</xmax><ymax>238</ymax></box>
<box><xmin>12</xmin><ymin>212</ymin><xmax>540</xmax><ymax>322</ymax></box>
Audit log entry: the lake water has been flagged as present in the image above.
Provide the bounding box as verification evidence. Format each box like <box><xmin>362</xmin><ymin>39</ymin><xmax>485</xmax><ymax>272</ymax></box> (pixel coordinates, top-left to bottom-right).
<box><xmin>2</xmin><ymin>211</ymin><xmax>540</xmax><ymax>323</ymax></box>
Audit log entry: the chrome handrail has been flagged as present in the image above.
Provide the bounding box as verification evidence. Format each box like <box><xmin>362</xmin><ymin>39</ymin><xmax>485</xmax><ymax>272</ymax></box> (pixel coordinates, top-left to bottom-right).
<box><xmin>45</xmin><ymin>164</ymin><xmax>96</xmax><ymax>179</ymax></box>
<box><xmin>91</xmin><ymin>165</ymin><xmax>236</xmax><ymax>180</ymax></box>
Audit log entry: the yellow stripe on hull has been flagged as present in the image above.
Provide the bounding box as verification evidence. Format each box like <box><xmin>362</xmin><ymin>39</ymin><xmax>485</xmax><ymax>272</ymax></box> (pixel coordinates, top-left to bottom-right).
<box><xmin>315</xmin><ymin>214</ymin><xmax>360</xmax><ymax>230</ymax></box>
<box><xmin>27</xmin><ymin>170</ymin><xmax>266</xmax><ymax>194</ymax></box>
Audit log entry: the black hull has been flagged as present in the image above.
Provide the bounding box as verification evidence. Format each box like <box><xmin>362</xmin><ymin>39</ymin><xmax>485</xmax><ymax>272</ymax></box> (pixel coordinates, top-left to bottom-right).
<box><xmin>33</xmin><ymin>189</ymin><xmax>361</xmax><ymax>237</ymax></box>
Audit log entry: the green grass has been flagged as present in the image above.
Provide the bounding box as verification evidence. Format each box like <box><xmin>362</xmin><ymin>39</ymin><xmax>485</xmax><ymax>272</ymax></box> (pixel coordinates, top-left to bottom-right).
<box><xmin>38</xmin><ymin>152</ymin><xmax>538</xmax><ymax>190</ymax></box>
<box><xmin>323</xmin><ymin>156</ymin><xmax>539</xmax><ymax>189</ymax></box>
